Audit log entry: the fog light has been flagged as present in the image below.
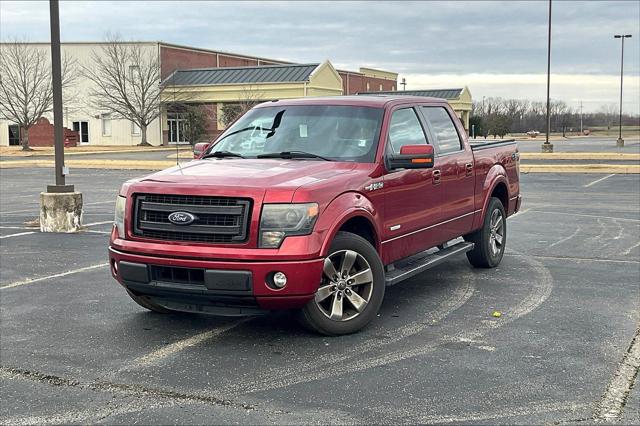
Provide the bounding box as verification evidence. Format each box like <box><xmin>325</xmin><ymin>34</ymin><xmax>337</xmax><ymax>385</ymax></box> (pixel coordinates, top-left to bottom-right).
<box><xmin>272</xmin><ymin>271</ymin><xmax>287</xmax><ymax>288</ymax></box>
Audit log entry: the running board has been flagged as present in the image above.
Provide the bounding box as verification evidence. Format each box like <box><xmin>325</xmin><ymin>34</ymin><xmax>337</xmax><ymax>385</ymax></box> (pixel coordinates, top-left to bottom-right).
<box><xmin>384</xmin><ymin>241</ymin><xmax>474</xmax><ymax>286</ymax></box>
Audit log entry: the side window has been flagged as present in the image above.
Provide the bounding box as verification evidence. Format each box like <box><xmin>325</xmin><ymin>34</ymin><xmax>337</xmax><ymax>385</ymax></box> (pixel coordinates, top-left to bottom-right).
<box><xmin>422</xmin><ymin>107</ymin><xmax>462</xmax><ymax>154</ymax></box>
<box><xmin>388</xmin><ymin>108</ymin><xmax>428</xmax><ymax>154</ymax></box>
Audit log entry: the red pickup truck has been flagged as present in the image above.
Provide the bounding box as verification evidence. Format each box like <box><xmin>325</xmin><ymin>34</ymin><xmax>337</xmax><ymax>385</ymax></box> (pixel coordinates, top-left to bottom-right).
<box><xmin>109</xmin><ymin>96</ymin><xmax>521</xmax><ymax>335</ymax></box>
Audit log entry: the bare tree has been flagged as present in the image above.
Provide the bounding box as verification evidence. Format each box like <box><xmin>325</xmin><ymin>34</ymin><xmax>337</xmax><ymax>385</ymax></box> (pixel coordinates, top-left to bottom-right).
<box><xmin>220</xmin><ymin>85</ymin><xmax>266</xmax><ymax>127</ymax></box>
<box><xmin>0</xmin><ymin>42</ymin><xmax>77</xmax><ymax>150</ymax></box>
<box><xmin>82</xmin><ymin>37</ymin><xmax>161</xmax><ymax>146</ymax></box>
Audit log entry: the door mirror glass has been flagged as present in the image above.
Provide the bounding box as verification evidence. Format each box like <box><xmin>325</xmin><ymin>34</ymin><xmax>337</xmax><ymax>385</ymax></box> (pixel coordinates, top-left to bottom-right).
<box><xmin>193</xmin><ymin>142</ymin><xmax>210</xmax><ymax>159</ymax></box>
<box><xmin>388</xmin><ymin>144</ymin><xmax>434</xmax><ymax>169</ymax></box>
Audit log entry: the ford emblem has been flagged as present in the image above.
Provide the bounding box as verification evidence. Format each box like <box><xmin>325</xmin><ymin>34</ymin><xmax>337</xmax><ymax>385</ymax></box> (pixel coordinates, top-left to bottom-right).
<box><xmin>168</xmin><ymin>211</ymin><xmax>196</xmax><ymax>226</ymax></box>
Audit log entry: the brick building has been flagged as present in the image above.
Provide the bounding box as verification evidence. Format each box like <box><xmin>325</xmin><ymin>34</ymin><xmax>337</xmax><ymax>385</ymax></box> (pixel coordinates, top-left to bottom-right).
<box><xmin>0</xmin><ymin>41</ymin><xmax>398</xmax><ymax>147</ymax></box>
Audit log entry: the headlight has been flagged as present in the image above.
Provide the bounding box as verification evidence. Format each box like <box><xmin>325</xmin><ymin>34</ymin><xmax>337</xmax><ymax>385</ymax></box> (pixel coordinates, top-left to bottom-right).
<box><xmin>114</xmin><ymin>195</ymin><xmax>126</xmax><ymax>238</ymax></box>
<box><xmin>259</xmin><ymin>203</ymin><xmax>319</xmax><ymax>248</ymax></box>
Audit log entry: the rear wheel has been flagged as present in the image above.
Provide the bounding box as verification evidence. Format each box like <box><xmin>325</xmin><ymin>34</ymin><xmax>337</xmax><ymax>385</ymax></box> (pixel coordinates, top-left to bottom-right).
<box><xmin>298</xmin><ymin>232</ymin><xmax>385</xmax><ymax>335</ymax></box>
<box><xmin>126</xmin><ymin>290</ymin><xmax>174</xmax><ymax>314</ymax></box>
<box><xmin>464</xmin><ymin>197</ymin><xmax>506</xmax><ymax>268</ymax></box>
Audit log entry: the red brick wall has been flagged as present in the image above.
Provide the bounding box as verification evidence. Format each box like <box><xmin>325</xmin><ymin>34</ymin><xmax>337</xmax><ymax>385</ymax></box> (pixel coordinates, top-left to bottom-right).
<box><xmin>27</xmin><ymin>117</ymin><xmax>78</xmax><ymax>147</ymax></box>
<box><xmin>160</xmin><ymin>46</ymin><xmax>285</xmax><ymax>79</ymax></box>
<box><xmin>339</xmin><ymin>71</ymin><xmax>397</xmax><ymax>95</ymax></box>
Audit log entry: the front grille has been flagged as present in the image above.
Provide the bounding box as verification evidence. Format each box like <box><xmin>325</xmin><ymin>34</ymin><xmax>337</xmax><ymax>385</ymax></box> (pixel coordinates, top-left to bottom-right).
<box><xmin>133</xmin><ymin>194</ymin><xmax>251</xmax><ymax>243</ymax></box>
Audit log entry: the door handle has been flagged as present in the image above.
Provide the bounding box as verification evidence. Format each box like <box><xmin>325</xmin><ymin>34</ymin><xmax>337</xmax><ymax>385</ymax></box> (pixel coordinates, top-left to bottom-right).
<box><xmin>465</xmin><ymin>163</ymin><xmax>473</xmax><ymax>176</ymax></box>
<box><xmin>432</xmin><ymin>169</ymin><xmax>441</xmax><ymax>185</ymax></box>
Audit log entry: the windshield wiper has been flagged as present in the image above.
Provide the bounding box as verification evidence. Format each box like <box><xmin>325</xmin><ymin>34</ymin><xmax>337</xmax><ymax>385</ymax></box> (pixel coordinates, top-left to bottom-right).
<box><xmin>201</xmin><ymin>150</ymin><xmax>245</xmax><ymax>159</ymax></box>
<box><xmin>257</xmin><ymin>151</ymin><xmax>332</xmax><ymax>161</ymax></box>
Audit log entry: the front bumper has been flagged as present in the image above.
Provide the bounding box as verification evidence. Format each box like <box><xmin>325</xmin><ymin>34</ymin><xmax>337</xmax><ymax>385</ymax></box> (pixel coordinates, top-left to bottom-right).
<box><xmin>109</xmin><ymin>247</ymin><xmax>324</xmax><ymax>314</ymax></box>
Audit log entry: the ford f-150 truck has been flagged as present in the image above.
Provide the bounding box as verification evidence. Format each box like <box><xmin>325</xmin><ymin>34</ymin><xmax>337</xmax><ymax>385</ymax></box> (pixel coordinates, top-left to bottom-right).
<box><xmin>109</xmin><ymin>95</ymin><xmax>521</xmax><ymax>335</ymax></box>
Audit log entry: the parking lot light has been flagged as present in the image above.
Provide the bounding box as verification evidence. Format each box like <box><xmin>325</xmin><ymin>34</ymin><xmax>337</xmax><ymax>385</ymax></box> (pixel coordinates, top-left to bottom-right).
<box><xmin>614</xmin><ymin>34</ymin><xmax>632</xmax><ymax>148</ymax></box>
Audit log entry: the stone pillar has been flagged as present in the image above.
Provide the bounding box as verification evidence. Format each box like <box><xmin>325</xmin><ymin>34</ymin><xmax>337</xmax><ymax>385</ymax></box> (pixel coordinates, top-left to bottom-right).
<box><xmin>40</xmin><ymin>192</ymin><xmax>83</xmax><ymax>232</ymax></box>
<box><xmin>617</xmin><ymin>138</ymin><xmax>625</xmax><ymax>147</ymax></box>
<box><xmin>541</xmin><ymin>143</ymin><xmax>554</xmax><ymax>153</ymax></box>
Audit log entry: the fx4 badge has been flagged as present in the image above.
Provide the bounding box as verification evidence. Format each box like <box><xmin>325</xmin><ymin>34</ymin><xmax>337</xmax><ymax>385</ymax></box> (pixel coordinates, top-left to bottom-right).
<box><xmin>364</xmin><ymin>182</ymin><xmax>384</xmax><ymax>192</ymax></box>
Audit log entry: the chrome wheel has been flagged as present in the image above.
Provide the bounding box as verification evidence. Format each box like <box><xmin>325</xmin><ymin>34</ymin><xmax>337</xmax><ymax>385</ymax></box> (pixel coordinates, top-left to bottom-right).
<box><xmin>314</xmin><ymin>250</ymin><xmax>374</xmax><ymax>322</ymax></box>
<box><xmin>489</xmin><ymin>209</ymin><xmax>504</xmax><ymax>257</ymax></box>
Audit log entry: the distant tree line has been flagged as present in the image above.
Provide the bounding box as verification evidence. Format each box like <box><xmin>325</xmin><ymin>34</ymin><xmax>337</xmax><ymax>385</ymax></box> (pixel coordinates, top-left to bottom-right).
<box><xmin>470</xmin><ymin>97</ymin><xmax>640</xmax><ymax>138</ymax></box>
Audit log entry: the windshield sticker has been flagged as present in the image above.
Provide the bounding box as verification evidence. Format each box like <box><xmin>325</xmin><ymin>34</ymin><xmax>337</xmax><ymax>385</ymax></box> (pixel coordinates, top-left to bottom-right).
<box><xmin>299</xmin><ymin>124</ymin><xmax>308</xmax><ymax>138</ymax></box>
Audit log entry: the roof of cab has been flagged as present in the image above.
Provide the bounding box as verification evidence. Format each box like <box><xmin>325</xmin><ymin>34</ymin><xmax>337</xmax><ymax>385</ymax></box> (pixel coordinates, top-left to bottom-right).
<box><xmin>254</xmin><ymin>95</ymin><xmax>447</xmax><ymax>109</ymax></box>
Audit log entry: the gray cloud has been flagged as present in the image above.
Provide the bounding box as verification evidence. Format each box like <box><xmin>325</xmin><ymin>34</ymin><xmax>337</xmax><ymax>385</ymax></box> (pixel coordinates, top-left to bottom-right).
<box><xmin>1</xmin><ymin>1</ymin><xmax>638</xmax><ymax>112</ymax></box>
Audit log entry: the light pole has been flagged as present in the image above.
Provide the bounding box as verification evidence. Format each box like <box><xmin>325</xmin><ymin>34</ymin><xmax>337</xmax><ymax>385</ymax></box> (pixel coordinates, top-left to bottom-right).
<box><xmin>614</xmin><ymin>34</ymin><xmax>632</xmax><ymax>147</ymax></box>
<box><xmin>40</xmin><ymin>0</ymin><xmax>83</xmax><ymax>233</ymax></box>
<box><xmin>541</xmin><ymin>0</ymin><xmax>554</xmax><ymax>153</ymax></box>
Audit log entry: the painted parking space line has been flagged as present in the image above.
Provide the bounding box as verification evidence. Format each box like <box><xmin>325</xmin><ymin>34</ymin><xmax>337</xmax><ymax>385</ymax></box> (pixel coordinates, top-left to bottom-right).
<box><xmin>584</xmin><ymin>173</ymin><xmax>616</xmax><ymax>188</ymax></box>
<box><xmin>0</xmin><ymin>231</ymin><xmax>36</xmax><ymax>240</ymax></box>
<box><xmin>530</xmin><ymin>210</ymin><xmax>640</xmax><ymax>222</ymax></box>
<box><xmin>0</xmin><ymin>263</ymin><xmax>109</xmax><ymax>290</ymax></box>
<box><xmin>83</xmin><ymin>220</ymin><xmax>113</xmax><ymax>227</ymax></box>
<box><xmin>127</xmin><ymin>319</ymin><xmax>251</xmax><ymax>369</ymax></box>
<box><xmin>594</xmin><ymin>327</ymin><xmax>640</xmax><ymax>421</ymax></box>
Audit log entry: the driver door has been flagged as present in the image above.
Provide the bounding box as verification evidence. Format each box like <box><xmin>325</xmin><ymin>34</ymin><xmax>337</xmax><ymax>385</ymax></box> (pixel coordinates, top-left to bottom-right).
<box><xmin>382</xmin><ymin>107</ymin><xmax>443</xmax><ymax>264</ymax></box>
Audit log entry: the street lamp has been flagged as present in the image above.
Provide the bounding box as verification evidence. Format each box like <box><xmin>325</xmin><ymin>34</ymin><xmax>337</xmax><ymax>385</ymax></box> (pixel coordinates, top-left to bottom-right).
<box><xmin>541</xmin><ymin>0</ymin><xmax>554</xmax><ymax>153</ymax></box>
<box><xmin>614</xmin><ymin>34</ymin><xmax>632</xmax><ymax>147</ymax></box>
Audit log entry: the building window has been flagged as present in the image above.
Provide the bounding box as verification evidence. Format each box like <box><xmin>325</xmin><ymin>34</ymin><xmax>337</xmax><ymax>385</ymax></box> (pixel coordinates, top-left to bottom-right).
<box><xmin>101</xmin><ymin>114</ymin><xmax>112</xmax><ymax>136</ymax></box>
<box><xmin>379</xmin><ymin>84</ymin><xmax>383</xmax><ymax>91</ymax></box>
<box><xmin>366</xmin><ymin>82</ymin><xmax>370</xmax><ymax>91</ymax></box>
<box><xmin>72</xmin><ymin>121</ymin><xmax>89</xmax><ymax>143</ymax></box>
<box><xmin>392</xmin><ymin>85</ymin><xmax>395</xmax><ymax>91</ymax></box>
<box><xmin>167</xmin><ymin>113</ymin><xmax>189</xmax><ymax>144</ymax></box>
<box><xmin>131</xmin><ymin>121</ymin><xmax>141</xmax><ymax>135</ymax></box>
<box><xmin>129</xmin><ymin>65</ymin><xmax>140</xmax><ymax>80</ymax></box>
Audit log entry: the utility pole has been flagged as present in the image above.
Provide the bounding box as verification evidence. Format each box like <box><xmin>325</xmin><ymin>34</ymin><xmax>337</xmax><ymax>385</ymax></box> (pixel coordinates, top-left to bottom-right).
<box><xmin>400</xmin><ymin>77</ymin><xmax>407</xmax><ymax>91</ymax></box>
<box><xmin>614</xmin><ymin>34</ymin><xmax>632</xmax><ymax>147</ymax></box>
<box><xmin>542</xmin><ymin>0</ymin><xmax>554</xmax><ymax>153</ymax></box>
<box><xmin>580</xmin><ymin>101</ymin><xmax>583</xmax><ymax>134</ymax></box>
<box><xmin>48</xmin><ymin>0</ymin><xmax>72</xmax><ymax>192</ymax></box>
<box><xmin>40</xmin><ymin>0</ymin><xmax>83</xmax><ymax>232</ymax></box>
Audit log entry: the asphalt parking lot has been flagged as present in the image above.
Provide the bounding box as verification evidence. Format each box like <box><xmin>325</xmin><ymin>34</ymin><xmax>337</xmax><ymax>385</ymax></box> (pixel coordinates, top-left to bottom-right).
<box><xmin>1</xmin><ymin>167</ymin><xmax>639</xmax><ymax>424</ymax></box>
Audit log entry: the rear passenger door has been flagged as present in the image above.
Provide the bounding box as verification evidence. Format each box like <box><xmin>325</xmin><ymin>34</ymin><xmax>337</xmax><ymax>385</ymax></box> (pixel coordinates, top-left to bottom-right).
<box><xmin>419</xmin><ymin>106</ymin><xmax>475</xmax><ymax>240</ymax></box>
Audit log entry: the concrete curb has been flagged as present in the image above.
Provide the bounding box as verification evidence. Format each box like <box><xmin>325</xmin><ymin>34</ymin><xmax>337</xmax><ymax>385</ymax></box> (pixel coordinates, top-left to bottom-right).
<box><xmin>521</xmin><ymin>164</ymin><xmax>640</xmax><ymax>174</ymax></box>
<box><xmin>2</xmin><ymin>159</ymin><xmax>639</xmax><ymax>174</ymax></box>
<box><xmin>0</xmin><ymin>159</ymin><xmax>178</xmax><ymax>170</ymax></box>
<box><xmin>520</xmin><ymin>153</ymin><xmax>640</xmax><ymax>161</ymax></box>
<box><xmin>0</xmin><ymin>147</ymin><xmax>191</xmax><ymax>158</ymax></box>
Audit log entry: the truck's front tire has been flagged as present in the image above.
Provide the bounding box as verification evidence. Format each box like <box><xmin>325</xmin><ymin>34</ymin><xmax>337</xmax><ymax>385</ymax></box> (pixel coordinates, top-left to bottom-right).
<box><xmin>126</xmin><ymin>290</ymin><xmax>174</xmax><ymax>314</ymax></box>
<box><xmin>298</xmin><ymin>232</ymin><xmax>385</xmax><ymax>336</ymax></box>
<box><xmin>464</xmin><ymin>197</ymin><xmax>506</xmax><ymax>268</ymax></box>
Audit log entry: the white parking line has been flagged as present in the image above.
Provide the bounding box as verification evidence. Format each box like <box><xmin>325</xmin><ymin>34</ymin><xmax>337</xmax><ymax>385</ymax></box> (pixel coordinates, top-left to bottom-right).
<box><xmin>584</xmin><ymin>174</ymin><xmax>616</xmax><ymax>188</ymax></box>
<box><xmin>0</xmin><ymin>231</ymin><xmax>35</xmax><ymax>239</ymax></box>
<box><xmin>622</xmin><ymin>241</ymin><xmax>640</xmax><ymax>256</ymax></box>
<box><xmin>594</xmin><ymin>328</ymin><xmax>640</xmax><ymax>421</ymax></box>
<box><xmin>0</xmin><ymin>263</ymin><xmax>109</xmax><ymax>290</ymax></box>
<box><xmin>531</xmin><ymin>210</ymin><xmax>640</xmax><ymax>222</ymax></box>
<box><xmin>128</xmin><ymin>319</ymin><xmax>250</xmax><ymax>369</ymax></box>
<box><xmin>83</xmin><ymin>220</ymin><xmax>113</xmax><ymax>227</ymax></box>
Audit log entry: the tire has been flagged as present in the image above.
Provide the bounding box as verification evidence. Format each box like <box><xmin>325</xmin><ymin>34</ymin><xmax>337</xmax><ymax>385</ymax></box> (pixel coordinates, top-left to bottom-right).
<box><xmin>464</xmin><ymin>197</ymin><xmax>506</xmax><ymax>268</ymax></box>
<box><xmin>298</xmin><ymin>231</ymin><xmax>385</xmax><ymax>336</ymax></box>
<box><xmin>126</xmin><ymin>290</ymin><xmax>174</xmax><ymax>314</ymax></box>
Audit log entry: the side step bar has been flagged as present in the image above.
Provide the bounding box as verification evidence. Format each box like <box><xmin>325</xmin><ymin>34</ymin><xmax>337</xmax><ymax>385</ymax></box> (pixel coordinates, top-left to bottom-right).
<box><xmin>384</xmin><ymin>241</ymin><xmax>474</xmax><ymax>286</ymax></box>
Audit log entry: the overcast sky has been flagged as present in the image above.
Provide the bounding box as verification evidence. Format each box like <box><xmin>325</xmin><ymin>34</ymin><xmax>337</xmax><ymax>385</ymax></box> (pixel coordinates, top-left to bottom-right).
<box><xmin>1</xmin><ymin>0</ymin><xmax>638</xmax><ymax>113</ymax></box>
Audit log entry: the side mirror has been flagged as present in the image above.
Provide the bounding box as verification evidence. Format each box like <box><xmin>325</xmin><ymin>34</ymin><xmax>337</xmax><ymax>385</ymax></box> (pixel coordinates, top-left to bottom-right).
<box><xmin>193</xmin><ymin>142</ymin><xmax>210</xmax><ymax>159</ymax></box>
<box><xmin>387</xmin><ymin>144</ymin><xmax>435</xmax><ymax>169</ymax></box>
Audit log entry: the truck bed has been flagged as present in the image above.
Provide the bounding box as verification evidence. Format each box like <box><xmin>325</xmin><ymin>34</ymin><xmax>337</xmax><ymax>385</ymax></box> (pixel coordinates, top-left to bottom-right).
<box><xmin>469</xmin><ymin>139</ymin><xmax>516</xmax><ymax>150</ymax></box>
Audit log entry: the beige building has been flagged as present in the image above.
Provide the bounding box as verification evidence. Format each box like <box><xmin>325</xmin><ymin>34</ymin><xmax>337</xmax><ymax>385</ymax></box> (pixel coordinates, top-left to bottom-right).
<box><xmin>0</xmin><ymin>42</ymin><xmax>163</xmax><ymax>147</ymax></box>
<box><xmin>1</xmin><ymin>41</ymin><xmax>398</xmax><ymax>147</ymax></box>
<box><xmin>359</xmin><ymin>87</ymin><xmax>473</xmax><ymax>130</ymax></box>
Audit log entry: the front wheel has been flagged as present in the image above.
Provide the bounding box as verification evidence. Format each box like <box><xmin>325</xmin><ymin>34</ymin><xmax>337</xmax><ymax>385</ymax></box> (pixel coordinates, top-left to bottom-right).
<box><xmin>298</xmin><ymin>232</ymin><xmax>385</xmax><ymax>335</ymax></box>
<box><xmin>464</xmin><ymin>197</ymin><xmax>506</xmax><ymax>268</ymax></box>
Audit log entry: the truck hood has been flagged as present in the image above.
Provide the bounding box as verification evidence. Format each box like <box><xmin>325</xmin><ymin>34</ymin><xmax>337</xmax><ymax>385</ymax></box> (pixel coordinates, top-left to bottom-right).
<box><xmin>138</xmin><ymin>159</ymin><xmax>360</xmax><ymax>189</ymax></box>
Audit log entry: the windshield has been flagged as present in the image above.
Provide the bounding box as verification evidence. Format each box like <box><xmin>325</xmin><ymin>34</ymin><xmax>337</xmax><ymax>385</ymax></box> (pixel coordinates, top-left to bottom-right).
<box><xmin>207</xmin><ymin>105</ymin><xmax>384</xmax><ymax>162</ymax></box>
